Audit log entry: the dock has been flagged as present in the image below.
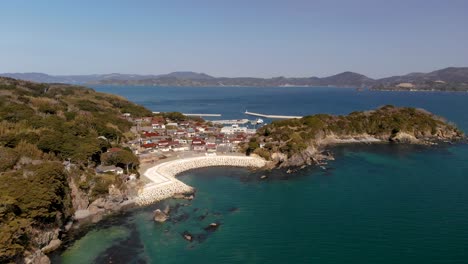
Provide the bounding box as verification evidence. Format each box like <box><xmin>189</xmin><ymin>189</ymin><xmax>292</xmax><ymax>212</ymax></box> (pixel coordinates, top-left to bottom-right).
<box><xmin>152</xmin><ymin>112</ymin><xmax>221</xmax><ymax>117</ymax></box>
<box><xmin>244</xmin><ymin>111</ymin><xmax>302</xmax><ymax>119</ymax></box>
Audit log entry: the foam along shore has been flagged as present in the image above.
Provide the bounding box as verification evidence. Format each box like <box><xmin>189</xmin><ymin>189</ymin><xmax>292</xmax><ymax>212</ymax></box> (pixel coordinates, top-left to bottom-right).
<box><xmin>135</xmin><ymin>155</ymin><xmax>266</xmax><ymax>205</ymax></box>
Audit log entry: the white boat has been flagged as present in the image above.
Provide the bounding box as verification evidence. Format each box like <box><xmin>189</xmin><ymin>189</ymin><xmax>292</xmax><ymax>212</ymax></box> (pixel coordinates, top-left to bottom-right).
<box><xmin>250</xmin><ymin>118</ymin><xmax>264</xmax><ymax>125</ymax></box>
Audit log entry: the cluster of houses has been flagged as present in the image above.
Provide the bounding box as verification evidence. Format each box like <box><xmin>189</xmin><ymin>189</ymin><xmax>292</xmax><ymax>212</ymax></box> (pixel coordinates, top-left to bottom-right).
<box><xmin>94</xmin><ymin>113</ymin><xmax>259</xmax><ymax>178</ymax></box>
<box><xmin>124</xmin><ymin>114</ymin><xmax>257</xmax><ymax>157</ymax></box>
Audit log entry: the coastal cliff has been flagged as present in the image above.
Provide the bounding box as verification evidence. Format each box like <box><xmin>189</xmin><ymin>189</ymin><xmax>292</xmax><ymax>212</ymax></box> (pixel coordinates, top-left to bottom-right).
<box><xmin>246</xmin><ymin>105</ymin><xmax>464</xmax><ymax>168</ymax></box>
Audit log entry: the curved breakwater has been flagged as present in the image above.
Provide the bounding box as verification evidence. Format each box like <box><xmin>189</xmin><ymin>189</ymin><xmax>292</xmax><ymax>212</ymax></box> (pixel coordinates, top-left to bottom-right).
<box><xmin>136</xmin><ymin>156</ymin><xmax>266</xmax><ymax>205</ymax></box>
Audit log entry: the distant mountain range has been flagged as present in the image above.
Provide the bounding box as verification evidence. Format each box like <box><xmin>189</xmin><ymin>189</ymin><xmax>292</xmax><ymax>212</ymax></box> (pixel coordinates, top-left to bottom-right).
<box><xmin>1</xmin><ymin>67</ymin><xmax>468</xmax><ymax>91</ymax></box>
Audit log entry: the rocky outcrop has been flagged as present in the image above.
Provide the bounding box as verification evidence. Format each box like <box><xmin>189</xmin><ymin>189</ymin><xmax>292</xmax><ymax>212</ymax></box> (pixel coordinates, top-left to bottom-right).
<box><xmin>40</xmin><ymin>239</ymin><xmax>61</xmax><ymax>254</ymax></box>
<box><xmin>29</xmin><ymin>228</ymin><xmax>60</xmax><ymax>250</ymax></box>
<box><xmin>389</xmin><ymin>132</ymin><xmax>419</xmax><ymax>143</ymax></box>
<box><xmin>19</xmin><ymin>227</ymin><xmax>61</xmax><ymax>264</ymax></box>
<box><xmin>153</xmin><ymin>209</ymin><xmax>168</xmax><ymax>223</ymax></box>
<box><xmin>23</xmin><ymin>250</ymin><xmax>50</xmax><ymax>264</ymax></box>
<box><xmin>69</xmin><ymin>175</ymin><xmax>89</xmax><ymax>211</ymax></box>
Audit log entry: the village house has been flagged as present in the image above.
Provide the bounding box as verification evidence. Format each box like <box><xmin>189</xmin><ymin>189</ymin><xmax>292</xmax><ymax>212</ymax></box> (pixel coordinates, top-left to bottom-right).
<box><xmin>141</xmin><ymin>142</ymin><xmax>157</xmax><ymax>149</ymax></box>
<box><xmin>152</xmin><ymin>123</ymin><xmax>165</xmax><ymax>129</ymax></box>
<box><xmin>206</xmin><ymin>142</ymin><xmax>217</xmax><ymax>153</ymax></box>
<box><xmin>221</xmin><ymin>124</ymin><xmax>248</xmax><ymax>134</ymax></box>
<box><xmin>157</xmin><ymin>140</ymin><xmax>170</xmax><ymax>148</ymax></box>
<box><xmin>175</xmin><ymin>129</ymin><xmax>186</xmax><ymax>136</ymax></box>
<box><xmin>135</xmin><ymin>117</ymin><xmax>152</xmax><ymax>123</ymax></box>
<box><xmin>179</xmin><ymin>121</ymin><xmax>190</xmax><ymax>127</ymax></box>
<box><xmin>175</xmin><ymin>139</ymin><xmax>187</xmax><ymax>144</ymax></box>
<box><xmin>96</xmin><ymin>165</ymin><xmax>124</xmax><ymax>175</ymax></box>
<box><xmin>191</xmin><ymin>138</ymin><xmax>206</xmax><ymax>151</ymax></box>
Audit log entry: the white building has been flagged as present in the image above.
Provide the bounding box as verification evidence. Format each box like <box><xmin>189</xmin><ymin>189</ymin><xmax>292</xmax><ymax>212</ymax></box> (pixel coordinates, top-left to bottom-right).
<box><xmin>221</xmin><ymin>124</ymin><xmax>248</xmax><ymax>134</ymax></box>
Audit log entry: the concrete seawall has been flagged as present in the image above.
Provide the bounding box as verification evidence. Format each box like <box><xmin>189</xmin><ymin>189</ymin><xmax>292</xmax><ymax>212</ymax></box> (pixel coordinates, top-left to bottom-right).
<box><xmin>136</xmin><ymin>156</ymin><xmax>266</xmax><ymax>205</ymax></box>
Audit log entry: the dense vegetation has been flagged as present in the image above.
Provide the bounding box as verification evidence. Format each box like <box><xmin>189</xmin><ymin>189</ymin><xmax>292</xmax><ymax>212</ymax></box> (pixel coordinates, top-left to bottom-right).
<box><xmin>160</xmin><ymin>112</ymin><xmax>204</xmax><ymax>123</ymax></box>
<box><xmin>247</xmin><ymin>106</ymin><xmax>463</xmax><ymax>162</ymax></box>
<box><xmin>372</xmin><ymin>81</ymin><xmax>468</xmax><ymax>92</ymax></box>
<box><xmin>0</xmin><ymin>77</ymin><xmax>151</xmax><ymax>262</ymax></box>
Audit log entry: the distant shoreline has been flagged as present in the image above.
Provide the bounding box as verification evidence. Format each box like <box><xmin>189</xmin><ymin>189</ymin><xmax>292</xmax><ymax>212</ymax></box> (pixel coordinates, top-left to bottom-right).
<box><xmin>92</xmin><ymin>84</ymin><xmax>468</xmax><ymax>92</ymax></box>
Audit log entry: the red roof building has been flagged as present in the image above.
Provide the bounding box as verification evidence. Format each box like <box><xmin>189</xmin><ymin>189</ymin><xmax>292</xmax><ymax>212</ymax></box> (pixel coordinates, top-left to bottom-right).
<box><xmin>141</xmin><ymin>143</ymin><xmax>157</xmax><ymax>149</ymax></box>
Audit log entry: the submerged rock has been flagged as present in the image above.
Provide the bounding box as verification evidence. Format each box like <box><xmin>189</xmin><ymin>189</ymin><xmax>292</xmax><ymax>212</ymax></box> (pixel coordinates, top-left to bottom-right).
<box><xmin>182</xmin><ymin>231</ymin><xmax>193</xmax><ymax>242</ymax></box>
<box><xmin>163</xmin><ymin>205</ymin><xmax>171</xmax><ymax>215</ymax></box>
<box><xmin>173</xmin><ymin>193</ymin><xmax>195</xmax><ymax>200</ymax></box>
<box><xmin>204</xmin><ymin>222</ymin><xmax>220</xmax><ymax>232</ymax></box>
<box><xmin>260</xmin><ymin>175</ymin><xmax>267</xmax><ymax>179</ymax></box>
<box><xmin>197</xmin><ymin>213</ymin><xmax>208</xmax><ymax>221</ymax></box>
<box><xmin>170</xmin><ymin>212</ymin><xmax>190</xmax><ymax>223</ymax></box>
<box><xmin>153</xmin><ymin>209</ymin><xmax>168</xmax><ymax>223</ymax></box>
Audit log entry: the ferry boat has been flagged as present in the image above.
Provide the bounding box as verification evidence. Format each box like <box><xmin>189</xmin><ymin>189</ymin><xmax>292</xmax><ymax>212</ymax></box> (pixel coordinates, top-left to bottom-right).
<box><xmin>250</xmin><ymin>118</ymin><xmax>264</xmax><ymax>125</ymax></box>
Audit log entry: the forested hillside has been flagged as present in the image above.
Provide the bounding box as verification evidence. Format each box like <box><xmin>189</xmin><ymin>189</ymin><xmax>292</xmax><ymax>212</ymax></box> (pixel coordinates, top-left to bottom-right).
<box><xmin>0</xmin><ymin>77</ymin><xmax>151</xmax><ymax>262</ymax></box>
<box><xmin>247</xmin><ymin>105</ymin><xmax>463</xmax><ymax>167</ymax></box>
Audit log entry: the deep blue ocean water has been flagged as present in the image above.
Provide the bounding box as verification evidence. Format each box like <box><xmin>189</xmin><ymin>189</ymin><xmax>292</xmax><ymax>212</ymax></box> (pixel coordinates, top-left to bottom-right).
<box><xmin>51</xmin><ymin>86</ymin><xmax>468</xmax><ymax>263</ymax></box>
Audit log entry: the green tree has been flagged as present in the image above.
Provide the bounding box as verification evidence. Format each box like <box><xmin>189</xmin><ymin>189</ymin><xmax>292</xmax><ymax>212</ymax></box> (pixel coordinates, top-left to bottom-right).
<box><xmin>101</xmin><ymin>149</ymin><xmax>139</xmax><ymax>173</ymax></box>
<box><xmin>0</xmin><ymin>147</ymin><xmax>18</xmax><ymax>172</ymax></box>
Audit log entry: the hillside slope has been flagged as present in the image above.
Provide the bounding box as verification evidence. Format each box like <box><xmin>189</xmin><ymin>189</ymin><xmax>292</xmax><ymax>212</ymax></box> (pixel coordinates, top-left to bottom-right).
<box><xmin>0</xmin><ymin>77</ymin><xmax>152</xmax><ymax>263</ymax></box>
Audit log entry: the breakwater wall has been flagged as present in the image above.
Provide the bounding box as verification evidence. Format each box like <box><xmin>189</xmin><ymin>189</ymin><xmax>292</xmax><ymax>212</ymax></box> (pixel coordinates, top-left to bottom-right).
<box><xmin>136</xmin><ymin>156</ymin><xmax>266</xmax><ymax>206</ymax></box>
<box><xmin>244</xmin><ymin>111</ymin><xmax>303</xmax><ymax>119</ymax></box>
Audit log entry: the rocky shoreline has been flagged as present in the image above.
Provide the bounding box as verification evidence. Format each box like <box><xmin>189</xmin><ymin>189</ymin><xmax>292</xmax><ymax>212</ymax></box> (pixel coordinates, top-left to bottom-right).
<box><xmin>31</xmin><ymin>155</ymin><xmax>266</xmax><ymax>263</ymax></box>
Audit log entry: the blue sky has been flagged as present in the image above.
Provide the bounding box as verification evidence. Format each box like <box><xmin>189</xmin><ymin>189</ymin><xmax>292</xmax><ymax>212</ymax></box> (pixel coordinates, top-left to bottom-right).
<box><xmin>0</xmin><ymin>0</ymin><xmax>467</xmax><ymax>78</ymax></box>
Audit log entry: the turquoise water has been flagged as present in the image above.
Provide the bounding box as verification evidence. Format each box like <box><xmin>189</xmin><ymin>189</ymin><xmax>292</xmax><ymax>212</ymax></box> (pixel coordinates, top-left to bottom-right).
<box><xmin>52</xmin><ymin>87</ymin><xmax>468</xmax><ymax>263</ymax></box>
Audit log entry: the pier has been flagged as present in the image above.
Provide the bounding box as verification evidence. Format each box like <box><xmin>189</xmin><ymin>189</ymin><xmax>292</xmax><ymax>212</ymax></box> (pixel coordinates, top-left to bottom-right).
<box><xmin>244</xmin><ymin>111</ymin><xmax>302</xmax><ymax>119</ymax></box>
<box><xmin>152</xmin><ymin>112</ymin><xmax>221</xmax><ymax>117</ymax></box>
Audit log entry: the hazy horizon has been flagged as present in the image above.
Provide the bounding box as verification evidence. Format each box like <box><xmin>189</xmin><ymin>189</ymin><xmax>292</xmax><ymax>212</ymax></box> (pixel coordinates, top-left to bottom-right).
<box><xmin>1</xmin><ymin>0</ymin><xmax>467</xmax><ymax>79</ymax></box>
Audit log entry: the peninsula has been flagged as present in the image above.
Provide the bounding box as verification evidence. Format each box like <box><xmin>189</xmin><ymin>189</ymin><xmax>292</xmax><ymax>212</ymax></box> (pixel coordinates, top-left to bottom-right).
<box><xmin>245</xmin><ymin>105</ymin><xmax>464</xmax><ymax>167</ymax></box>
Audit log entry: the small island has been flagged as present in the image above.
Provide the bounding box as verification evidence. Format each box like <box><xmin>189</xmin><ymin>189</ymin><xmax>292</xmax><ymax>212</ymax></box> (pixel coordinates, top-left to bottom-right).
<box><xmin>245</xmin><ymin>105</ymin><xmax>464</xmax><ymax>168</ymax></box>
